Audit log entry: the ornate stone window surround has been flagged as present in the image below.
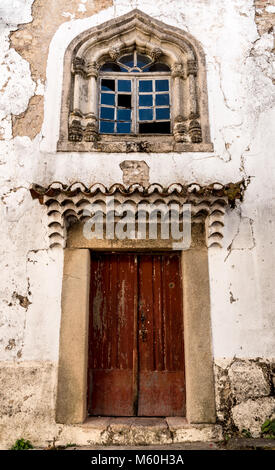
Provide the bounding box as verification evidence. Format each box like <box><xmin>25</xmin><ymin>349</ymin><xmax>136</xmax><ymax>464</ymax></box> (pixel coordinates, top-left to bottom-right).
<box><xmin>57</xmin><ymin>10</ymin><xmax>214</xmax><ymax>153</ymax></box>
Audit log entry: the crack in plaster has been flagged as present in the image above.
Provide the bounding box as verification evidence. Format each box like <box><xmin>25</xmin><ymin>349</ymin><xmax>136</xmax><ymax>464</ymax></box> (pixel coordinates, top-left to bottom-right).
<box><xmin>224</xmin><ymin>208</ymin><xmax>256</xmax><ymax>262</ymax></box>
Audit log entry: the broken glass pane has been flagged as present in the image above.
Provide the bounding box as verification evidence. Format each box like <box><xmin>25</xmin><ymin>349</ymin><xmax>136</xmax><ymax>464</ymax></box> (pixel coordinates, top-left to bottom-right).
<box><xmin>139</xmin><ymin>121</ymin><xmax>170</xmax><ymax>133</ymax></box>
<box><xmin>101</xmin><ymin>79</ymin><xmax>115</xmax><ymax>92</ymax></box>
<box><xmin>118</xmin><ymin>94</ymin><xmax>131</xmax><ymax>108</ymax></box>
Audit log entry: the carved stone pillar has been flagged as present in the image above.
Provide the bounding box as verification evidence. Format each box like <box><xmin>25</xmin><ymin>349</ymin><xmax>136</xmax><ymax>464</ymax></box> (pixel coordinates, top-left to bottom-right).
<box><xmin>172</xmin><ymin>63</ymin><xmax>188</xmax><ymax>142</ymax></box>
<box><xmin>84</xmin><ymin>62</ymin><xmax>99</xmax><ymax>142</ymax></box>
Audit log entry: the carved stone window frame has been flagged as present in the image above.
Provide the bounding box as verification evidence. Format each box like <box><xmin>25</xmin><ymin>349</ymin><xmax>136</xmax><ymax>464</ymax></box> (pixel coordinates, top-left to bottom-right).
<box><xmin>57</xmin><ymin>9</ymin><xmax>214</xmax><ymax>153</ymax></box>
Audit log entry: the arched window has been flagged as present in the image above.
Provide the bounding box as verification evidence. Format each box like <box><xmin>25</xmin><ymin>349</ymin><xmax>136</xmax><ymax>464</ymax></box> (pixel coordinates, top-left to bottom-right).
<box><xmin>58</xmin><ymin>10</ymin><xmax>213</xmax><ymax>153</ymax></box>
<box><xmin>99</xmin><ymin>51</ymin><xmax>171</xmax><ymax>135</ymax></box>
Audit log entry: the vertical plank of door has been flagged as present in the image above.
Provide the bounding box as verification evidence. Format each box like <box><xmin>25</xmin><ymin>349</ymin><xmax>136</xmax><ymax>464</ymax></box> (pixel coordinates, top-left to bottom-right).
<box><xmin>138</xmin><ymin>253</ymin><xmax>186</xmax><ymax>416</ymax></box>
<box><xmin>88</xmin><ymin>253</ymin><xmax>137</xmax><ymax>416</ymax></box>
<box><xmin>132</xmin><ymin>254</ymin><xmax>138</xmax><ymax>415</ymax></box>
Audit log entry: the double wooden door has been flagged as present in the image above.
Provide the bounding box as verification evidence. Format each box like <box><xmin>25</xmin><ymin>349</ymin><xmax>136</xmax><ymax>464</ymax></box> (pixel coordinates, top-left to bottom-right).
<box><xmin>87</xmin><ymin>252</ymin><xmax>185</xmax><ymax>417</ymax></box>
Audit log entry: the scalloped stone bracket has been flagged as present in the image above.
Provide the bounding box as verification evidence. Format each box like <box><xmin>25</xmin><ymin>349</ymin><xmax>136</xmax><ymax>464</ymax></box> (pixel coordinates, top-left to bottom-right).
<box><xmin>30</xmin><ymin>181</ymin><xmax>245</xmax><ymax>249</ymax></box>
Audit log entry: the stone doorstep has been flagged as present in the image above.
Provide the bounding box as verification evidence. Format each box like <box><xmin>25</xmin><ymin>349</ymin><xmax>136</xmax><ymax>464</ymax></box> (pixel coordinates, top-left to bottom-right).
<box><xmin>59</xmin><ymin>418</ymin><xmax>223</xmax><ymax>446</ymax></box>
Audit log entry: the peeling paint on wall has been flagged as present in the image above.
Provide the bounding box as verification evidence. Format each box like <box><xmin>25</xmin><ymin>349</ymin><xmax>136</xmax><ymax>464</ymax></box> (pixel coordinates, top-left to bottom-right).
<box><xmin>1</xmin><ymin>0</ymin><xmax>113</xmax><ymax>140</ymax></box>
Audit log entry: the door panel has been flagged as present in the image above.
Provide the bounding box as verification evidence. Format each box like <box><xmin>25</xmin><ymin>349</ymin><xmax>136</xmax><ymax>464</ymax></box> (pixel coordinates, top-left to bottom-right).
<box><xmin>88</xmin><ymin>252</ymin><xmax>185</xmax><ymax>417</ymax></box>
<box><xmin>138</xmin><ymin>254</ymin><xmax>185</xmax><ymax>416</ymax></box>
<box><xmin>88</xmin><ymin>253</ymin><xmax>137</xmax><ymax>416</ymax></box>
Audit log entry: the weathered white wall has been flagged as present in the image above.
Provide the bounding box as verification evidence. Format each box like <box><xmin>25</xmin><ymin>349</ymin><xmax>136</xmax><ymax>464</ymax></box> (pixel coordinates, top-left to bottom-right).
<box><xmin>0</xmin><ymin>0</ymin><xmax>274</xmax><ymax>445</ymax></box>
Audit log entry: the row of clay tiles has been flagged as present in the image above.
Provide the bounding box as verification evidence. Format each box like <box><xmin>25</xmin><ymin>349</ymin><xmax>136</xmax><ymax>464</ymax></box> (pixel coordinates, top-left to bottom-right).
<box><xmin>30</xmin><ymin>180</ymin><xmax>246</xmax><ymax>208</ymax></box>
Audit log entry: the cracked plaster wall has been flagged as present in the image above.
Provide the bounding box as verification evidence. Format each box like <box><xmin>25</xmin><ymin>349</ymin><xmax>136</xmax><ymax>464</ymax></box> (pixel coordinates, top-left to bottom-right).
<box><xmin>0</xmin><ymin>0</ymin><xmax>274</xmax><ymax>444</ymax></box>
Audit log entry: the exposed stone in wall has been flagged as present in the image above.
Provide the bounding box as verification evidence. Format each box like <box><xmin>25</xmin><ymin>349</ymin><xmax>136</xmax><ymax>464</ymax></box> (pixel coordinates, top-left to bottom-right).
<box><xmin>10</xmin><ymin>0</ymin><xmax>113</xmax><ymax>139</ymax></box>
<box><xmin>215</xmin><ymin>359</ymin><xmax>275</xmax><ymax>437</ymax></box>
<box><xmin>254</xmin><ymin>0</ymin><xmax>275</xmax><ymax>35</ymax></box>
<box><xmin>120</xmin><ymin>161</ymin><xmax>150</xmax><ymax>187</ymax></box>
<box><xmin>11</xmin><ymin>95</ymin><xmax>44</xmax><ymax>140</ymax></box>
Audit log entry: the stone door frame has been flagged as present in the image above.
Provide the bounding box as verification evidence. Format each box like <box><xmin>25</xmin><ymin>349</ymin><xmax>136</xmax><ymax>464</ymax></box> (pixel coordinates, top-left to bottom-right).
<box><xmin>55</xmin><ymin>227</ymin><xmax>216</xmax><ymax>425</ymax></box>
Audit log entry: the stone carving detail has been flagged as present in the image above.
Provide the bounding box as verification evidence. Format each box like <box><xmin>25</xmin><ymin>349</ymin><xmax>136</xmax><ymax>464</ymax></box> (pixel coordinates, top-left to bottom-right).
<box><xmin>171</xmin><ymin>62</ymin><xmax>185</xmax><ymax>78</ymax></box>
<box><xmin>109</xmin><ymin>46</ymin><xmax>121</xmax><ymax>61</ymax></box>
<box><xmin>68</xmin><ymin>113</ymin><xmax>83</xmax><ymax>142</ymax></box>
<box><xmin>151</xmin><ymin>47</ymin><xmax>163</xmax><ymax>61</ymax></box>
<box><xmin>86</xmin><ymin>61</ymin><xmax>99</xmax><ymax>78</ymax></box>
<box><xmin>187</xmin><ymin>59</ymin><xmax>198</xmax><ymax>76</ymax></box>
<box><xmin>120</xmin><ymin>160</ymin><xmax>150</xmax><ymax>187</ymax></box>
<box><xmin>84</xmin><ymin>119</ymin><xmax>98</xmax><ymax>142</ymax></box>
<box><xmin>173</xmin><ymin>115</ymin><xmax>189</xmax><ymax>143</ymax></box>
<box><xmin>72</xmin><ymin>57</ymin><xmax>86</xmax><ymax>75</ymax></box>
<box><xmin>189</xmin><ymin>120</ymin><xmax>202</xmax><ymax>143</ymax></box>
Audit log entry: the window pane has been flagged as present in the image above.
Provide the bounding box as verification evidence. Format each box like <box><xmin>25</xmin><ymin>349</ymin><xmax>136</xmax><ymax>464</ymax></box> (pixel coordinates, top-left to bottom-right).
<box><xmin>101</xmin><ymin>79</ymin><xmax>115</xmax><ymax>92</ymax></box>
<box><xmin>156</xmin><ymin>93</ymin><xmax>169</xmax><ymax>106</ymax></box>
<box><xmin>100</xmin><ymin>121</ymin><xmax>114</xmax><ymax>133</ymax></box>
<box><xmin>119</xmin><ymin>54</ymin><xmax>134</xmax><ymax>67</ymax></box>
<box><xmin>101</xmin><ymin>93</ymin><xmax>115</xmax><ymax>106</ymax></box>
<box><xmin>100</xmin><ymin>62</ymin><xmax>121</xmax><ymax>72</ymax></box>
<box><xmin>156</xmin><ymin>108</ymin><xmax>170</xmax><ymax>120</ymax></box>
<box><xmin>118</xmin><ymin>80</ymin><xmax>131</xmax><ymax>92</ymax></box>
<box><xmin>117</xmin><ymin>122</ymin><xmax>131</xmax><ymax>134</ymax></box>
<box><xmin>139</xmin><ymin>80</ymin><xmax>152</xmax><ymax>92</ymax></box>
<box><xmin>137</xmin><ymin>54</ymin><xmax>151</xmax><ymax>67</ymax></box>
<box><xmin>118</xmin><ymin>94</ymin><xmax>131</xmax><ymax>108</ymax></box>
<box><xmin>117</xmin><ymin>109</ymin><xmax>131</xmax><ymax>121</ymax></box>
<box><xmin>139</xmin><ymin>108</ymin><xmax>153</xmax><ymax>121</ymax></box>
<box><xmin>156</xmin><ymin>79</ymin><xmax>169</xmax><ymax>92</ymax></box>
<box><xmin>139</xmin><ymin>94</ymin><xmax>153</xmax><ymax>107</ymax></box>
<box><xmin>139</xmin><ymin>122</ymin><xmax>170</xmax><ymax>134</ymax></box>
<box><xmin>144</xmin><ymin>63</ymin><xmax>170</xmax><ymax>72</ymax></box>
<box><xmin>100</xmin><ymin>107</ymin><xmax>114</xmax><ymax>120</ymax></box>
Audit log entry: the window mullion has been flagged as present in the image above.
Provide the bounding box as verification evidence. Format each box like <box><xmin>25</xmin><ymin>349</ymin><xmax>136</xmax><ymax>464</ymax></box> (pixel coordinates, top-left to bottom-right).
<box><xmin>115</xmin><ymin>78</ymin><xmax>118</xmax><ymax>133</ymax></box>
<box><xmin>133</xmin><ymin>77</ymin><xmax>137</xmax><ymax>134</ymax></box>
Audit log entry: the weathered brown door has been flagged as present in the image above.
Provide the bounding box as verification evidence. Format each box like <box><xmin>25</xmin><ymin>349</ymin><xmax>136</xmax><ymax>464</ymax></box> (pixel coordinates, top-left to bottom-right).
<box><xmin>88</xmin><ymin>253</ymin><xmax>185</xmax><ymax>417</ymax></box>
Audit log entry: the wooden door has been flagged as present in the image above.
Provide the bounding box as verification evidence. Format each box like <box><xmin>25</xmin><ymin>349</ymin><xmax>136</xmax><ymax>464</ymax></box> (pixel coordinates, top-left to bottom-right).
<box><xmin>88</xmin><ymin>253</ymin><xmax>185</xmax><ymax>417</ymax></box>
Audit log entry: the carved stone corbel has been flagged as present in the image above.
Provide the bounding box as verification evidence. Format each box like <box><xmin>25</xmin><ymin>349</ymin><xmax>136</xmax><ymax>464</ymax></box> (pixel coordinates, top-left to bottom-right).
<box><xmin>83</xmin><ymin>114</ymin><xmax>98</xmax><ymax>142</ymax></box>
<box><xmin>187</xmin><ymin>59</ymin><xmax>198</xmax><ymax>76</ymax></box>
<box><xmin>109</xmin><ymin>46</ymin><xmax>121</xmax><ymax>61</ymax></box>
<box><xmin>86</xmin><ymin>61</ymin><xmax>99</xmax><ymax>78</ymax></box>
<box><xmin>171</xmin><ymin>62</ymin><xmax>185</xmax><ymax>79</ymax></box>
<box><xmin>173</xmin><ymin>115</ymin><xmax>189</xmax><ymax>143</ymax></box>
<box><xmin>189</xmin><ymin>120</ymin><xmax>202</xmax><ymax>143</ymax></box>
<box><xmin>72</xmin><ymin>57</ymin><xmax>86</xmax><ymax>76</ymax></box>
<box><xmin>151</xmin><ymin>47</ymin><xmax>163</xmax><ymax>62</ymax></box>
<box><xmin>68</xmin><ymin>112</ymin><xmax>83</xmax><ymax>142</ymax></box>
